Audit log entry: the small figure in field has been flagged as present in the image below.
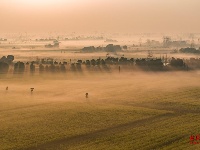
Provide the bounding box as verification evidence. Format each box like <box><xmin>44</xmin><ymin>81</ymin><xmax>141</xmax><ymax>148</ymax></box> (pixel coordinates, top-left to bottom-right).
<box><xmin>30</xmin><ymin>88</ymin><xmax>34</xmax><ymax>93</ymax></box>
<box><xmin>6</xmin><ymin>86</ymin><xmax>8</xmax><ymax>91</ymax></box>
<box><xmin>119</xmin><ymin>66</ymin><xmax>121</xmax><ymax>73</ymax></box>
<box><xmin>85</xmin><ymin>93</ymin><xmax>88</xmax><ymax>98</ymax></box>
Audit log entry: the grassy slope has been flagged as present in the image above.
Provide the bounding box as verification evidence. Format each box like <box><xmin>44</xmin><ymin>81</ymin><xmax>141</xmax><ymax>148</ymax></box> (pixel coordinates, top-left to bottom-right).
<box><xmin>0</xmin><ymin>72</ymin><xmax>200</xmax><ymax>150</ymax></box>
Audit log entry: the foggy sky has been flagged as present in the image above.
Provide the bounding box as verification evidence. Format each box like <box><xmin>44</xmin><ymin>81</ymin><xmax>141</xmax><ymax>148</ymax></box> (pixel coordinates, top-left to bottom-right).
<box><xmin>0</xmin><ymin>0</ymin><xmax>200</xmax><ymax>33</ymax></box>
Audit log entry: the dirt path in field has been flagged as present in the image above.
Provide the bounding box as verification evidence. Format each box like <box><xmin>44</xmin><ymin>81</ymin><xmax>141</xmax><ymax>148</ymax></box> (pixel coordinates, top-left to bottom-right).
<box><xmin>133</xmin><ymin>103</ymin><xmax>200</xmax><ymax>114</ymax></box>
<box><xmin>21</xmin><ymin>112</ymin><xmax>177</xmax><ymax>150</ymax></box>
<box><xmin>0</xmin><ymin>102</ymin><xmax>54</xmax><ymax>113</ymax></box>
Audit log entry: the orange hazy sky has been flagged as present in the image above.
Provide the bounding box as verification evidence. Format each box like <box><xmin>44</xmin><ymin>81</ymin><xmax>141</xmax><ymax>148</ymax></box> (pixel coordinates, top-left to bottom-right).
<box><xmin>0</xmin><ymin>0</ymin><xmax>199</xmax><ymax>33</ymax></box>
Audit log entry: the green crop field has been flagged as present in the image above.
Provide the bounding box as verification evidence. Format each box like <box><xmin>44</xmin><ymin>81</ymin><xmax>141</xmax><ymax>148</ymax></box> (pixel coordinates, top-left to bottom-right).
<box><xmin>1</xmin><ymin>71</ymin><xmax>200</xmax><ymax>150</ymax></box>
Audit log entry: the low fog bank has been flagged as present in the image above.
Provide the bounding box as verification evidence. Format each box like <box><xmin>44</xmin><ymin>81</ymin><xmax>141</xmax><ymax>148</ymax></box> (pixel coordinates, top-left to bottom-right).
<box><xmin>0</xmin><ymin>71</ymin><xmax>199</xmax><ymax>102</ymax></box>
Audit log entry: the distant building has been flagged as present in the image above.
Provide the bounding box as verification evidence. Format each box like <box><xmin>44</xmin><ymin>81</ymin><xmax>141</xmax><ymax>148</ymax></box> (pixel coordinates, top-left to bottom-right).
<box><xmin>0</xmin><ymin>38</ymin><xmax>7</xmax><ymax>41</ymax></box>
<box><xmin>163</xmin><ymin>37</ymin><xmax>188</xmax><ymax>47</ymax></box>
<box><xmin>45</xmin><ymin>40</ymin><xmax>60</xmax><ymax>48</ymax></box>
<box><xmin>146</xmin><ymin>40</ymin><xmax>161</xmax><ymax>47</ymax></box>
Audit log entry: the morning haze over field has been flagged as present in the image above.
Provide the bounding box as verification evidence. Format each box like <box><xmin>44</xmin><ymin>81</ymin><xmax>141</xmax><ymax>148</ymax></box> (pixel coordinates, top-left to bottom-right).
<box><xmin>1</xmin><ymin>0</ymin><xmax>200</xmax><ymax>150</ymax></box>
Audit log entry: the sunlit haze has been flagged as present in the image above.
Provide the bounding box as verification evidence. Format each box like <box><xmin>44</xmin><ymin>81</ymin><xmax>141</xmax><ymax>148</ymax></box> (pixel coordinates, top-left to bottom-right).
<box><xmin>0</xmin><ymin>0</ymin><xmax>200</xmax><ymax>33</ymax></box>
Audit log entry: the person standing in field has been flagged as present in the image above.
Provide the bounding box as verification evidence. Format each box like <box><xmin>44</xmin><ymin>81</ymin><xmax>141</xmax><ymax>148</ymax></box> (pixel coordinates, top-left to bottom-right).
<box><xmin>86</xmin><ymin>93</ymin><xmax>88</xmax><ymax>98</ymax></box>
<box><xmin>119</xmin><ymin>66</ymin><xmax>121</xmax><ymax>73</ymax></box>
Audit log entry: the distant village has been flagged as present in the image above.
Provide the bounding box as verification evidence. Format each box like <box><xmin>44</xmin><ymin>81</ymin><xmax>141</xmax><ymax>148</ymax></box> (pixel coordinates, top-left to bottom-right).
<box><xmin>1</xmin><ymin>34</ymin><xmax>200</xmax><ymax>52</ymax></box>
<box><xmin>65</xmin><ymin>36</ymin><xmax>104</xmax><ymax>41</ymax></box>
<box><xmin>1</xmin><ymin>34</ymin><xmax>200</xmax><ymax>74</ymax></box>
<box><xmin>0</xmin><ymin>38</ymin><xmax>7</xmax><ymax>41</ymax></box>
